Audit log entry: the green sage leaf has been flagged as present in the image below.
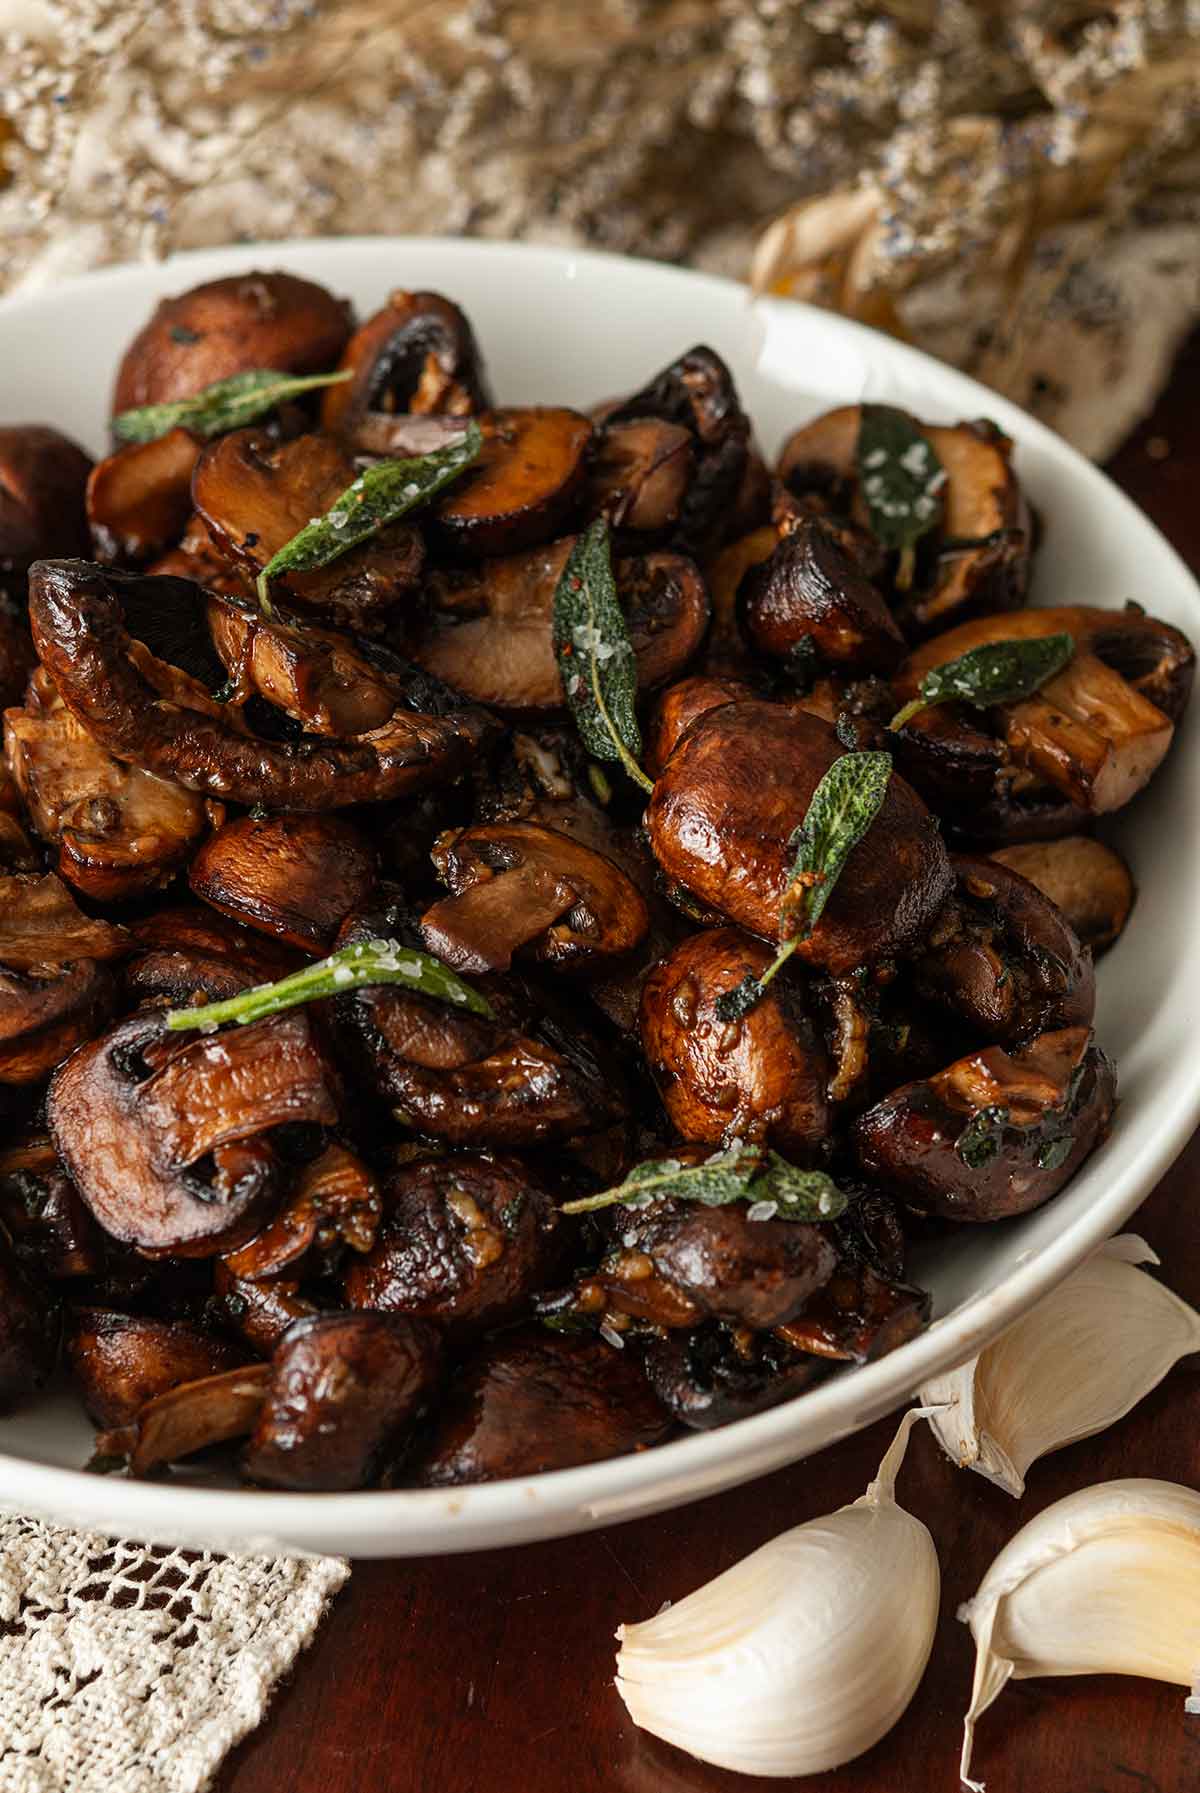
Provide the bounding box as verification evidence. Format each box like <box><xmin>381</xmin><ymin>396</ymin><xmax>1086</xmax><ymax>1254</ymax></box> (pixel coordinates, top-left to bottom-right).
<box><xmin>856</xmin><ymin>404</ymin><xmax>946</xmax><ymax>588</ymax></box>
<box><xmin>890</xmin><ymin>631</ymin><xmax>1075</xmax><ymax>731</ymax></box>
<box><xmin>164</xmin><ymin>936</ymin><xmax>493</xmax><ymax>1033</ymax></box>
<box><xmin>112</xmin><ymin>367</ymin><xmax>353</xmax><ymax>445</ymax></box>
<box><xmin>561</xmin><ymin>1144</ymin><xmax>848</xmax><ymax>1221</ymax></box>
<box><xmin>551</xmin><ymin>517</ymin><xmax>652</xmax><ymax>794</ymax></box>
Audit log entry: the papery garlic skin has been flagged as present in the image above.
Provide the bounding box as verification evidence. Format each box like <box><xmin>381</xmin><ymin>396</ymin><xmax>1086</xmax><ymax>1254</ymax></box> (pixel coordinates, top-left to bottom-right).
<box><xmin>615</xmin><ymin>1409</ymin><xmax>940</xmax><ymax>1778</ymax></box>
<box><xmin>960</xmin><ymin>1478</ymin><xmax>1200</xmax><ymax>1790</ymax></box>
<box><xmin>921</xmin><ymin>1235</ymin><xmax>1200</xmax><ymax>1497</ymax></box>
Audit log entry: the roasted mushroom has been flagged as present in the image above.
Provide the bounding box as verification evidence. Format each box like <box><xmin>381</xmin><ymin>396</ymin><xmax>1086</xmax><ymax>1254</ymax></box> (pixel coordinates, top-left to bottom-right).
<box><xmin>586</xmin><ymin>418</ymin><xmax>694</xmax><ymax>539</ymax></box>
<box><xmin>0</xmin><ymin>1132</ymin><xmax>104</xmax><ymax>1279</ymax></box>
<box><xmin>206</xmin><ymin>597</ymin><xmax>400</xmax><ymax>736</ymax></box>
<box><xmin>111</xmin><ymin>270</ymin><xmax>352</xmax><ymax>413</ymax></box>
<box><xmin>99</xmin><ymin>1363</ymin><xmax>272</xmax><ymax>1475</ymax></box>
<box><xmin>739</xmin><ymin>514</ymin><xmax>905</xmax><ymax>676</ymax></box>
<box><xmin>412</xmin><ymin>1328</ymin><xmax>672</xmax><ymax>1485</ymax></box>
<box><xmin>0</xmin><ymin>872</ymin><xmax>126</xmax><ymax>1083</ymax></box>
<box><xmin>0</xmin><ymin>1229</ymin><xmax>54</xmax><ymax>1411</ymax></box>
<box><xmin>0</xmin><ymin>425</ymin><xmax>92</xmax><ymax>583</ymax></box>
<box><xmin>189</xmin><ymin>813</ymin><xmax>377</xmax><ymax>952</ymax></box>
<box><xmin>212</xmin><ymin>1260</ymin><xmax>318</xmax><ymax>1357</ymax></box>
<box><xmin>990</xmin><ymin>836</ymin><xmax>1135</xmax><ymax>953</ymax></box>
<box><xmin>320</xmin><ymin>290</ymin><xmax>492</xmax><ymax>437</ymax></box>
<box><xmin>854</xmin><ymin>1024</ymin><xmax>1116</xmax><ymax>1222</ymax></box>
<box><xmin>121</xmin><ymin>904</ymin><xmax>301</xmax><ymax>1007</ymax></box>
<box><xmin>86</xmin><ymin>428</ymin><xmax>201</xmax><ymax>566</ymax></box>
<box><xmin>641</xmin><ymin>1324</ymin><xmax>827</xmax><ymax>1430</ymax></box>
<box><xmin>67</xmin><ymin>1310</ymin><xmax>251</xmax><ymax>1430</ymax></box>
<box><xmin>647</xmin><ymin>701</ymin><xmax>953</xmax><ymax>974</ymax></box>
<box><xmin>242</xmin><ymin>1311</ymin><xmax>443</xmax><ymax>1491</ymax></box>
<box><xmin>221</xmin><ymin>1142</ymin><xmax>381</xmax><ymax>1283</ymax></box>
<box><xmin>640</xmin><ymin>928</ymin><xmax>830</xmax><ymax>1158</ymax></box>
<box><xmin>430</xmin><ymin>408</ymin><xmax>593</xmax><ymax>558</ymax></box>
<box><xmin>643</xmin><ymin>675</ymin><xmax>755</xmax><ymax>779</ymax></box>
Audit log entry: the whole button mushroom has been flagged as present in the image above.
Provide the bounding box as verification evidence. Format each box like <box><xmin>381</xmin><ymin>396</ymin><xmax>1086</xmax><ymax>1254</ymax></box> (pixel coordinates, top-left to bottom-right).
<box><xmin>0</xmin><ymin>424</ymin><xmax>92</xmax><ymax>582</ymax></box>
<box><xmin>739</xmin><ymin>514</ymin><xmax>905</xmax><ymax>677</ymax></box>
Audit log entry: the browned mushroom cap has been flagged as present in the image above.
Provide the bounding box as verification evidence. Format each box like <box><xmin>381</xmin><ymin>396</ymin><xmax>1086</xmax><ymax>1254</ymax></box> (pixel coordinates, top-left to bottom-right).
<box><xmin>640</xmin><ymin>928</ymin><xmax>830</xmax><ymax>1158</ymax></box>
<box><xmin>206</xmin><ymin>597</ymin><xmax>399</xmax><ymax>736</ymax></box>
<box><xmin>87</xmin><ymin>429</ymin><xmax>201</xmax><ymax>566</ymax></box>
<box><xmin>192</xmin><ymin>429</ymin><xmax>424</xmax><ymax>631</ymax></box>
<box><xmin>778</xmin><ymin>406</ymin><xmax>1031</xmax><ymax>638</ymax></box>
<box><xmin>320</xmin><ymin>290</ymin><xmax>491</xmax><ymax>437</ymax></box>
<box><xmin>700</xmin><ymin>525</ymin><xmax>776</xmax><ymax>680</ymax></box>
<box><xmin>0</xmin><ymin>425</ymin><xmax>92</xmax><ymax>579</ymax></box>
<box><xmin>412</xmin><ymin>1327</ymin><xmax>672</xmax><ymax>1485</ymax></box>
<box><xmin>895</xmin><ymin>605</ymin><xmax>1196</xmax><ymax>825</ymax></box>
<box><xmin>421</xmin><ymin>821</ymin><xmax>650</xmax><ymax>976</ymax></box>
<box><xmin>430</xmin><ymin>408</ymin><xmax>593</xmax><ymax>558</ymax></box>
<box><xmin>189</xmin><ymin>813</ymin><xmax>377</xmax><ymax>953</ymax></box>
<box><xmin>641</xmin><ymin>1324</ymin><xmax>826</xmax><ymax>1430</ymax></box>
<box><xmin>0</xmin><ymin>1230</ymin><xmax>54</xmax><ymax>1411</ymax></box>
<box><xmin>0</xmin><ymin>1133</ymin><xmax>104</xmax><ymax>1279</ymax></box>
<box><xmin>990</xmin><ymin>836</ymin><xmax>1134</xmax><ymax>953</ymax></box>
<box><xmin>643</xmin><ymin>676</ymin><xmax>756</xmax><ymax>779</ymax></box>
<box><xmin>111</xmin><ymin>270</ymin><xmax>352</xmax><ymax>414</ymax></box>
<box><xmin>739</xmin><ymin>514</ymin><xmax>905</xmax><ymax>676</ymax></box>
<box><xmin>343</xmin><ymin>1151</ymin><xmax>560</xmax><ymax>1342</ymax></box>
<box><xmin>221</xmin><ymin>1143</ymin><xmax>381</xmax><ymax>1283</ymax></box>
<box><xmin>28</xmin><ymin>561</ymin><xmax>497</xmax><ymax>811</ymax></box>
<box><xmin>647</xmin><ymin>701</ymin><xmax>953</xmax><ymax>975</ymax></box>
<box><xmin>586</xmin><ymin>418</ymin><xmax>695</xmax><ymax>537</ymax></box>
<box><xmin>121</xmin><ymin>904</ymin><xmax>302</xmax><ymax>1007</ymax></box>
<box><xmin>148</xmin><ymin>512</ymin><xmax>249</xmax><ymax>598</ymax></box>
<box><xmin>67</xmin><ymin>1310</ymin><xmax>251</xmax><ymax>1429</ymax></box>
<box><xmin>0</xmin><ymin>870</ymin><xmax>126</xmax><ymax>969</ymax></box>
<box><xmin>604</xmin><ymin>347</ymin><xmax>750</xmax><ymax>558</ymax></box>
<box><xmin>773</xmin><ymin>1260</ymin><xmax>929</xmax><ymax>1364</ymax></box>
<box><xmin>333</xmin><ymin>907</ymin><xmax>625</xmax><ymax>1147</ymax></box>
<box><xmin>912</xmin><ymin>852</ymin><xmax>1095</xmax><ymax>1045</ymax></box>
<box><xmin>6</xmin><ymin>665</ymin><xmax>218</xmax><ymax>902</ymax></box>
<box><xmin>242</xmin><ymin>1311</ymin><xmax>443</xmax><ymax>1491</ymax></box>
<box><xmin>0</xmin><ymin>872</ymin><xmax>123</xmax><ymax>1082</ymax></box>
<box><xmin>100</xmin><ymin>1362</ymin><xmax>272</xmax><ymax>1476</ymax></box>
<box><xmin>47</xmin><ymin>1008</ymin><xmax>339</xmax><ymax>1256</ymax></box>
<box><xmin>853</xmin><ymin>1024</ymin><xmax>1116</xmax><ymax>1222</ymax></box>
<box><xmin>212</xmin><ymin>1260</ymin><xmax>318</xmax><ymax>1357</ymax></box>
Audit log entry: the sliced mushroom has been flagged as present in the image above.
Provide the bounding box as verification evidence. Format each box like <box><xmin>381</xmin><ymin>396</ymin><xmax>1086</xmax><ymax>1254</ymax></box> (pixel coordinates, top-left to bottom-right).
<box><xmin>990</xmin><ymin>836</ymin><xmax>1134</xmax><ymax>953</ymax></box>
<box><xmin>0</xmin><ymin>951</ymin><xmax>116</xmax><ymax>1085</ymax></box>
<box><xmin>48</xmin><ymin>1008</ymin><xmax>339</xmax><ymax>1256</ymax></box>
<box><xmin>192</xmin><ymin>429</ymin><xmax>425</xmax><ymax>630</ymax></box>
<box><xmin>421</xmin><ymin>821</ymin><xmax>649</xmax><ymax>975</ymax></box>
<box><xmin>912</xmin><ymin>853</ymin><xmax>1095</xmax><ymax>1045</ymax></box>
<box><xmin>853</xmin><ymin>1024</ymin><xmax>1116</xmax><ymax>1222</ymax></box>
<box><xmin>412</xmin><ymin>1328</ymin><xmax>672</xmax><ymax>1486</ymax></box>
<box><xmin>408</xmin><ymin>540</ymin><xmax>709</xmax><ymax>718</ymax></box>
<box><xmin>67</xmin><ymin>1310</ymin><xmax>252</xmax><ymax>1429</ymax></box>
<box><xmin>0</xmin><ymin>870</ymin><xmax>127</xmax><ymax>969</ymax></box>
<box><xmin>87</xmin><ymin>428</ymin><xmax>201</xmax><ymax>565</ymax></box>
<box><xmin>148</xmin><ymin>512</ymin><xmax>249</xmax><ymax>598</ymax></box>
<box><xmin>242</xmin><ymin>1311</ymin><xmax>443</xmax><ymax>1491</ymax></box>
<box><xmin>221</xmin><ymin>1143</ymin><xmax>381</xmax><ymax>1282</ymax></box>
<box><xmin>0</xmin><ymin>425</ymin><xmax>92</xmax><ymax>581</ymax></box>
<box><xmin>641</xmin><ymin>1323</ymin><xmax>827</xmax><ymax>1430</ymax></box>
<box><xmin>343</xmin><ymin>1151</ymin><xmax>560</xmax><ymax>1342</ymax></box>
<box><xmin>6</xmin><ymin>665</ymin><xmax>219</xmax><ymax>901</ymax></box>
<box><xmin>739</xmin><ymin>514</ymin><xmax>905</xmax><ymax>675</ymax></box>
<box><xmin>111</xmin><ymin>270</ymin><xmax>352</xmax><ymax>413</ymax></box>
<box><xmin>212</xmin><ymin>1259</ymin><xmax>318</xmax><ymax>1357</ymax></box>
<box><xmin>643</xmin><ymin>675</ymin><xmax>756</xmax><ymax>778</ymax></box>
<box><xmin>28</xmin><ymin>561</ymin><xmax>496</xmax><ymax>811</ymax></box>
<box><xmin>646</xmin><ymin>700</ymin><xmax>953</xmax><ymax>975</ymax></box>
<box><xmin>0</xmin><ymin>1230</ymin><xmax>54</xmax><ymax>1411</ymax></box>
<box><xmin>586</xmin><ymin>418</ymin><xmax>694</xmax><ymax>538</ymax></box>
<box><xmin>320</xmin><ymin>289</ymin><xmax>491</xmax><ymax>437</ymax></box>
<box><xmin>122</xmin><ymin>904</ymin><xmax>301</xmax><ymax>1007</ymax></box>
<box><xmin>430</xmin><ymin>407</ymin><xmax>592</xmax><ymax>558</ymax></box>
<box><xmin>207</xmin><ymin>596</ymin><xmax>400</xmax><ymax>736</ymax></box>
<box><xmin>640</xmin><ymin>928</ymin><xmax>830</xmax><ymax>1158</ymax></box>
<box><xmin>0</xmin><ymin>1133</ymin><xmax>104</xmax><ymax>1279</ymax></box>
<box><xmin>189</xmin><ymin>813</ymin><xmax>377</xmax><ymax>953</ymax></box>
<box><xmin>101</xmin><ymin>1362</ymin><xmax>272</xmax><ymax>1476</ymax></box>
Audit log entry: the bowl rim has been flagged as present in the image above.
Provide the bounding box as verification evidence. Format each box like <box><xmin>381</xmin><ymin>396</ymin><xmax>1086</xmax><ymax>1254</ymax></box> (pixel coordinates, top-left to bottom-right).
<box><xmin>2</xmin><ymin>233</ymin><xmax>1198</xmax><ymax>1553</ymax></box>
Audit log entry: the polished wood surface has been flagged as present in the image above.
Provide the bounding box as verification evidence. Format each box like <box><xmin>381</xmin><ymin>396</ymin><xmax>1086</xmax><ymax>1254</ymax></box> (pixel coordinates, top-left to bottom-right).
<box><xmin>220</xmin><ymin>334</ymin><xmax>1200</xmax><ymax>1793</ymax></box>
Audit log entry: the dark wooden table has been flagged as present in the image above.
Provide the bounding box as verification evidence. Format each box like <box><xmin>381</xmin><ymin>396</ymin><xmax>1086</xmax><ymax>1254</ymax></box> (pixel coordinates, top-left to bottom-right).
<box><xmin>221</xmin><ymin>336</ymin><xmax>1200</xmax><ymax>1793</ymax></box>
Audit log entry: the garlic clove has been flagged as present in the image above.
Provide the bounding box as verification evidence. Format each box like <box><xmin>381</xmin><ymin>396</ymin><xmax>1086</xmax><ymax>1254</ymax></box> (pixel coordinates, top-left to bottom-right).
<box><xmin>959</xmin><ymin>1478</ymin><xmax>1200</xmax><ymax>1790</ymax></box>
<box><xmin>921</xmin><ymin>1235</ymin><xmax>1200</xmax><ymax>1496</ymax></box>
<box><xmin>615</xmin><ymin>1408</ymin><xmax>941</xmax><ymax>1778</ymax></box>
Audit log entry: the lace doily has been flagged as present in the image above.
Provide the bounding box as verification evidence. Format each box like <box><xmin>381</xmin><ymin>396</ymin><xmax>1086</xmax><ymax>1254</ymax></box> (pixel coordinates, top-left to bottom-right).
<box><xmin>0</xmin><ymin>1515</ymin><xmax>348</xmax><ymax>1793</ymax></box>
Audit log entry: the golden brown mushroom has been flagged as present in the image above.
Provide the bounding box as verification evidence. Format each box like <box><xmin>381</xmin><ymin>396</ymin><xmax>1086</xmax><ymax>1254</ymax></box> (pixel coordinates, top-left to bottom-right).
<box><xmin>189</xmin><ymin>813</ymin><xmax>377</xmax><ymax>953</ymax></box>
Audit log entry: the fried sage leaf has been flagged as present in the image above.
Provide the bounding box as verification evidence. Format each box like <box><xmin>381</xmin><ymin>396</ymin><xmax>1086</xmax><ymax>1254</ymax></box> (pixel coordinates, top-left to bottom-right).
<box><xmin>715</xmin><ymin>751</ymin><xmax>893</xmax><ymax>1021</ymax></box>
<box><xmin>112</xmin><ymin>367</ymin><xmax>353</xmax><ymax>445</ymax></box>
<box><xmin>256</xmin><ymin>419</ymin><xmax>483</xmax><ymax>606</ymax></box>
<box><xmin>890</xmin><ymin>631</ymin><xmax>1075</xmax><ymax>731</ymax></box>
<box><xmin>561</xmin><ymin>1144</ymin><xmax>848</xmax><ymax>1221</ymax></box>
<box><xmin>551</xmin><ymin>517</ymin><xmax>653</xmax><ymax>795</ymax></box>
<box><xmin>856</xmin><ymin>404</ymin><xmax>946</xmax><ymax>589</ymax></box>
<box><xmin>165</xmin><ymin>936</ymin><xmax>493</xmax><ymax>1032</ymax></box>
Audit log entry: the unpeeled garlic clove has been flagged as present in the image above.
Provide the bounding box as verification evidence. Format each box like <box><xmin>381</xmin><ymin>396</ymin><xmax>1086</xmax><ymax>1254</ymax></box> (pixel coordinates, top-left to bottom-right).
<box><xmin>615</xmin><ymin>1408</ymin><xmax>941</xmax><ymax>1778</ymax></box>
<box><xmin>959</xmin><ymin>1478</ymin><xmax>1200</xmax><ymax>1790</ymax></box>
<box><xmin>921</xmin><ymin>1235</ymin><xmax>1200</xmax><ymax>1497</ymax></box>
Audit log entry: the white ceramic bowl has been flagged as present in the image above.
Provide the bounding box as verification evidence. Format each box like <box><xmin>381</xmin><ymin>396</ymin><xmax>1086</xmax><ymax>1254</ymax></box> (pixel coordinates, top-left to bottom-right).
<box><xmin>0</xmin><ymin>238</ymin><xmax>1197</xmax><ymax>1558</ymax></box>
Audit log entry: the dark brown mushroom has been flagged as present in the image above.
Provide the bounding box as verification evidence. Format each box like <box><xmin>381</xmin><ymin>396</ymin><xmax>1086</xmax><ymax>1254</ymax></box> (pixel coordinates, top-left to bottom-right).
<box><xmin>0</xmin><ymin>872</ymin><xmax>125</xmax><ymax>1083</ymax></box>
<box><xmin>67</xmin><ymin>1309</ymin><xmax>251</xmax><ymax>1430</ymax></box>
<box><xmin>421</xmin><ymin>821</ymin><xmax>649</xmax><ymax>975</ymax></box>
<box><xmin>773</xmin><ymin>1261</ymin><xmax>929</xmax><ymax>1364</ymax></box>
<box><xmin>100</xmin><ymin>1362</ymin><xmax>272</xmax><ymax>1476</ymax></box>
<box><xmin>0</xmin><ymin>1230</ymin><xmax>55</xmax><ymax>1411</ymax></box>
<box><xmin>111</xmin><ymin>270</ymin><xmax>352</xmax><ymax>414</ymax></box>
<box><xmin>739</xmin><ymin>514</ymin><xmax>905</xmax><ymax>676</ymax></box>
<box><xmin>643</xmin><ymin>675</ymin><xmax>756</xmax><ymax>779</ymax></box>
<box><xmin>320</xmin><ymin>290</ymin><xmax>491</xmax><ymax>437</ymax></box>
<box><xmin>412</xmin><ymin>1327</ymin><xmax>672</xmax><ymax>1486</ymax></box>
<box><xmin>7</xmin><ymin>665</ymin><xmax>219</xmax><ymax>901</ymax></box>
<box><xmin>212</xmin><ymin>1260</ymin><xmax>318</xmax><ymax>1357</ymax></box>
<box><xmin>853</xmin><ymin>1024</ymin><xmax>1116</xmax><ymax>1222</ymax></box>
<box><xmin>192</xmin><ymin>429</ymin><xmax>424</xmax><ymax>631</ymax></box>
<box><xmin>48</xmin><ymin>1008</ymin><xmax>339</xmax><ymax>1256</ymax></box>
<box><xmin>646</xmin><ymin>701</ymin><xmax>953</xmax><ymax>974</ymax></box>
<box><xmin>586</xmin><ymin>418</ymin><xmax>694</xmax><ymax>538</ymax></box>
<box><xmin>641</xmin><ymin>1323</ymin><xmax>828</xmax><ymax>1430</ymax></box>
<box><xmin>189</xmin><ymin>813</ymin><xmax>377</xmax><ymax>953</ymax></box>
<box><xmin>121</xmin><ymin>903</ymin><xmax>302</xmax><ymax>1007</ymax></box>
<box><xmin>0</xmin><ymin>425</ymin><xmax>92</xmax><ymax>581</ymax></box>
<box><xmin>700</xmin><ymin>525</ymin><xmax>776</xmax><ymax>679</ymax></box>
<box><xmin>430</xmin><ymin>408</ymin><xmax>593</xmax><ymax>557</ymax></box>
<box><xmin>87</xmin><ymin>428</ymin><xmax>201</xmax><ymax>565</ymax></box>
<box><xmin>640</xmin><ymin>928</ymin><xmax>830</xmax><ymax>1158</ymax></box>
<box><xmin>408</xmin><ymin>540</ymin><xmax>709</xmax><ymax>718</ymax></box>
<box><xmin>989</xmin><ymin>836</ymin><xmax>1135</xmax><ymax>953</ymax></box>
<box><xmin>0</xmin><ymin>1132</ymin><xmax>104</xmax><ymax>1279</ymax></box>
<box><xmin>27</xmin><ymin>561</ymin><xmax>497</xmax><ymax>811</ymax></box>
<box><xmin>221</xmin><ymin>1142</ymin><xmax>381</xmax><ymax>1282</ymax></box>
<box><xmin>206</xmin><ymin>597</ymin><xmax>400</xmax><ymax>736</ymax></box>
<box><xmin>147</xmin><ymin>512</ymin><xmax>249</xmax><ymax>598</ymax></box>
<box><xmin>242</xmin><ymin>1311</ymin><xmax>443</xmax><ymax>1491</ymax></box>
<box><xmin>0</xmin><ymin>869</ymin><xmax>127</xmax><ymax>969</ymax></box>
